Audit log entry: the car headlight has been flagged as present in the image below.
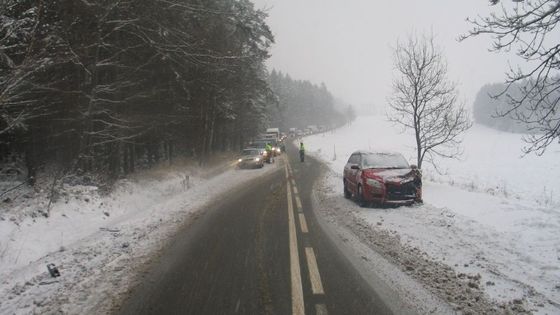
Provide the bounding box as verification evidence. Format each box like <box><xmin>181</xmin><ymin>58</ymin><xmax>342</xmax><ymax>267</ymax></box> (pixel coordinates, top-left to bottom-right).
<box><xmin>263</xmin><ymin>151</ymin><xmax>268</xmax><ymax>156</ymax></box>
<box><xmin>255</xmin><ymin>157</ymin><xmax>260</xmax><ymax>161</ymax></box>
<box><xmin>400</xmin><ymin>177</ymin><xmax>414</xmax><ymax>184</ymax></box>
<box><xmin>276</xmin><ymin>148</ymin><xmax>281</xmax><ymax>153</ymax></box>
<box><xmin>365</xmin><ymin>178</ymin><xmax>383</xmax><ymax>188</ymax></box>
<box><xmin>238</xmin><ymin>159</ymin><xmax>243</xmax><ymax>162</ymax></box>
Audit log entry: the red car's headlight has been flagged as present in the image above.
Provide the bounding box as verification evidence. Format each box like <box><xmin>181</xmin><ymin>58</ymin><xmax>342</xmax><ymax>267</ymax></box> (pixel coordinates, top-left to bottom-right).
<box><xmin>365</xmin><ymin>178</ymin><xmax>383</xmax><ymax>188</ymax></box>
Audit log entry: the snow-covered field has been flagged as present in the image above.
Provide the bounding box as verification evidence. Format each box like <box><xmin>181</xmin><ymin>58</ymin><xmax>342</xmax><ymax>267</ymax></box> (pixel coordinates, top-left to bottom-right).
<box><xmin>306</xmin><ymin>115</ymin><xmax>560</xmax><ymax>314</ymax></box>
<box><xmin>0</xmin><ymin>160</ymin><xmax>279</xmax><ymax>314</ymax></box>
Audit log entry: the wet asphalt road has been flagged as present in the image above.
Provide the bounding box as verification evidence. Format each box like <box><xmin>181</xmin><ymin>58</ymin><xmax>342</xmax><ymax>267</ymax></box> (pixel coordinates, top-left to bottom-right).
<box><xmin>117</xmin><ymin>145</ymin><xmax>394</xmax><ymax>315</ymax></box>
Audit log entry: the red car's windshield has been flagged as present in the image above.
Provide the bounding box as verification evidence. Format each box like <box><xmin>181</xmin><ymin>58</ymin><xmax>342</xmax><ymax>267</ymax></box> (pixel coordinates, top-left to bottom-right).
<box><xmin>362</xmin><ymin>153</ymin><xmax>409</xmax><ymax>169</ymax></box>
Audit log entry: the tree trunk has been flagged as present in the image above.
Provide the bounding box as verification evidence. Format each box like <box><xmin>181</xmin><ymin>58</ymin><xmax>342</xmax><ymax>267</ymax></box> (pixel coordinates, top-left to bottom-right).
<box><xmin>24</xmin><ymin>131</ymin><xmax>36</xmax><ymax>186</ymax></box>
<box><xmin>129</xmin><ymin>143</ymin><xmax>135</xmax><ymax>173</ymax></box>
<box><xmin>414</xmin><ymin>112</ymin><xmax>422</xmax><ymax>169</ymax></box>
<box><xmin>123</xmin><ymin>143</ymin><xmax>129</xmax><ymax>174</ymax></box>
<box><xmin>167</xmin><ymin>140</ymin><xmax>173</xmax><ymax>165</ymax></box>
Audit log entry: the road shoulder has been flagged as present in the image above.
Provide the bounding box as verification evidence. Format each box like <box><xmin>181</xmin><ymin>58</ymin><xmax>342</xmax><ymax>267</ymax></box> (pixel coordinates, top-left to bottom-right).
<box><xmin>309</xmin><ymin>164</ymin><xmax>503</xmax><ymax>315</ymax></box>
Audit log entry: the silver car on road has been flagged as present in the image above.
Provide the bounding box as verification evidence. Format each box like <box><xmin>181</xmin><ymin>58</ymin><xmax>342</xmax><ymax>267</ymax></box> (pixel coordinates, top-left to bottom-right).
<box><xmin>237</xmin><ymin>148</ymin><xmax>265</xmax><ymax>169</ymax></box>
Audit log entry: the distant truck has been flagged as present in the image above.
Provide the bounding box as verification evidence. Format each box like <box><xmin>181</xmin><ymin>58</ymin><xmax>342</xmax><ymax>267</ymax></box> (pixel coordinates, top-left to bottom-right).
<box><xmin>265</xmin><ymin>128</ymin><xmax>280</xmax><ymax>141</ymax></box>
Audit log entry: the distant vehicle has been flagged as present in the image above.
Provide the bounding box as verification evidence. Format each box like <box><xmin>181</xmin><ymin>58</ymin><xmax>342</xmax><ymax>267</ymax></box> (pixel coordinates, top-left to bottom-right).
<box><xmin>274</xmin><ymin>142</ymin><xmax>282</xmax><ymax>155</ymax></box>
<box><xmin>261</xmin><ymin>131</ymin><xmax>282</xmax><ymax>155</ymax></box>
<box><xmin>249</xmin><ymin>138</ymin><xmax>278</xmax><ymax>161</ymax></box>
<box><xmin>343</xmin><ymin>151</ymin><xmax>422</xmax><ymax>207</ymax></box>
<box><xmin>265</xmin><ymin>128</ymin><xmax>280</xmax><ymax>141</ymax></box>
<box><xmin>289</xmin><ymin>128</ymin><xmax>296</xmax><ymax>137</ymax></box>
<box><xmin>263</xmin><ymin>133</ymin><xmax>277</xmax><ymax>142</ymax></box>
<box><xmin>237</xmin><ymin>148</ymin><xmax>265</xmax><ymax>169</ymax></box>
<box><xmin>266</xmin><ymin>127</ymin><xmax>280</xmax><ymax>134</ymax></box>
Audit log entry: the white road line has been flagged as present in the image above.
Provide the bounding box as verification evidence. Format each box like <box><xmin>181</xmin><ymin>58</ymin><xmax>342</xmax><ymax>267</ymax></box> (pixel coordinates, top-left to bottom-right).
<box><xmin>286</xmin><ymin>166</ymin><xmax>305</xmax><ymax>315</ymax></box>
<box><xmin>291</xmin><ymin>179</ymin><xmax>296</xmax><ymax>187</ymax></box>
<box><xmin>298</xmin><ymin>213</ymin><xmax>309</xmax><ymax>233</ymax></box>
<box><xmin>295</xmin><ymin>194</ymin><xmax>303</xmax><ymax>211</ymax></box>
<box><xmin>305</xmin><ymin>247</ymin><xmax>325</xmax><ymax>295</ymax></box>
<box><xmin>315</xmin><ymin>304</ymin><xmax>328</xmax><ymax>315</ymax></box>
<box><xmin>293</xmin><ymin>185</ymin><xmax>299</xmax><ymax>194</ymax></box>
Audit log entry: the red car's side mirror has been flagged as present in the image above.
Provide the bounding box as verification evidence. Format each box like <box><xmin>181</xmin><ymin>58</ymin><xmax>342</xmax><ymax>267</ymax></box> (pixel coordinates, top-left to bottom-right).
<box><xmin>350</xmin><ymin>165</ymin><xmax>360</xmax><ymax>170</ymax></box>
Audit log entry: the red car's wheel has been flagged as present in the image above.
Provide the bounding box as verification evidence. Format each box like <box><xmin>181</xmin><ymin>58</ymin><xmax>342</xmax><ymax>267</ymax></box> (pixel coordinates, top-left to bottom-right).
<box><xmin>356</xmin><ymin>185</ymin><xmax>367</xmax><ymax>207</ymax></box>
<box><xmin>343</xmin><ymin>180</ymin><xmax>351</xmax><ymax>199</ymax></box>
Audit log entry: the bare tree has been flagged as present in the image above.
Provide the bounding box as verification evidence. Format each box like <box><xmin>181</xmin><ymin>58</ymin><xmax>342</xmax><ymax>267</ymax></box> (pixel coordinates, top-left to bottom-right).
<box><xmin>461</xmin><ymin>0</ymin><xmax>560</xmax><ymax>154</ymax></box>
<box><xmin>388</xmin><ymin>34</ymin><xmax>472</xmax><ymax>169</ymax></box>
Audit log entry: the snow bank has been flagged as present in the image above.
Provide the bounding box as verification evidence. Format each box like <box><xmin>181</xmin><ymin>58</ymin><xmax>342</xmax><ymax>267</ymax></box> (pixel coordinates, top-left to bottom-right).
<box><xmin>305</xmin><ymin>115</ymin><xmax>560</xmax><ymax>314</ymax></box>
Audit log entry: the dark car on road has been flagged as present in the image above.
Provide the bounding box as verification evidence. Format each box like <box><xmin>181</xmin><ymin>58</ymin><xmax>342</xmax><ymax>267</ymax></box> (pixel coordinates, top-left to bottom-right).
<box><xmin>237</xmin><ymin>148</ymin><xmax>265</xmax><ymax>169</ymax></box>
<box><xmin>343</xmin><ymin>151</ymin><xmax>422</xmax><ymax>206</ymax></box>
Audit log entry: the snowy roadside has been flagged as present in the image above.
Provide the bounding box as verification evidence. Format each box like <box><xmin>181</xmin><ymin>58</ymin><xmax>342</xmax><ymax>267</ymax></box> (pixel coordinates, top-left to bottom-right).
<box><xmin>312</xmin><ymin>171</ymin><xmax>500</xmax><ymax>315</ymax></box>
<box><xmin>0</xmin><ymin>160</ymin><xmax>280</xmax><ymax>314</ymax></box>
<box><xmin>305</xmin><ymin>115</ymin><xmax>560</xmax><ymax>315</ymax></box>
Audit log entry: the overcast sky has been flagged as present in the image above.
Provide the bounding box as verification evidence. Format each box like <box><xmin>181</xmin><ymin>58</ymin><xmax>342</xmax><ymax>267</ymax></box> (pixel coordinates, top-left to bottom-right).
<box><xmin>251</xmin><ymin>0</ymin><xmax>521</xmax><ymax>111</ymax></box>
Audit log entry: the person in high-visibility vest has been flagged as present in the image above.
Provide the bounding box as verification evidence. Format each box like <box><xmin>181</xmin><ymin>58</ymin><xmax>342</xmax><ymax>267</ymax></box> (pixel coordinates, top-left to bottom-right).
<box><xmin>299</xmin><ymin>142</ymin><xmax>305</xmax><ymax>162</ymax></box>
<box><xmin>265</xmin><ymin>143</ymin><xmax>273</xmax><ymax>163</ymax></box>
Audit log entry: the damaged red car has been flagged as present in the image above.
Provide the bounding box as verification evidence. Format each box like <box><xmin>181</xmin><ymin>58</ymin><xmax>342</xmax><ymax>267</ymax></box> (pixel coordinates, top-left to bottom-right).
<box><xmin>343</xmin><ymin>151</ymin><xmax>422</xmax><ymax>207</ymax></box>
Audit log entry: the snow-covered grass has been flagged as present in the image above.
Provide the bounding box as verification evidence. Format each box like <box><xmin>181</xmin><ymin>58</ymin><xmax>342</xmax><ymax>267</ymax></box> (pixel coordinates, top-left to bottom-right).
<box><xmin>305</xmin><ymin>115</ymin><xmax>560</xmax><ymax>314</ymax></box>
<box><xmin>312</xmin><ymin>116</ymin><xmax>560</xmax><ymax>207</ymax></box>
<box><xmin>0</xmin><ymin>158</ymin><xmax>279</xmax><ymax>314</ymax></box>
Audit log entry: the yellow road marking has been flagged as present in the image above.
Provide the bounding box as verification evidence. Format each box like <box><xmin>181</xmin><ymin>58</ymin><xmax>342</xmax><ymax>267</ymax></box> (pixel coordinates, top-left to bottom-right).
<box><xmin>286</xmin><ymin>166</ymin><xmax>305</xmax><ymax>315</ymax></box>
<box><xmin>305</xmin><ymin>247</ymin><xmax>325</xmax><ymax>295</ymax></box>
<box><xmin>298</xmin><ymin>213</ymin><xmax>309</xmax><ymax>233</ymax></box>
<box><xmin>295</xmin><ymin>194</ymin><xmax>303</xmax><ymax>211</ymax></box>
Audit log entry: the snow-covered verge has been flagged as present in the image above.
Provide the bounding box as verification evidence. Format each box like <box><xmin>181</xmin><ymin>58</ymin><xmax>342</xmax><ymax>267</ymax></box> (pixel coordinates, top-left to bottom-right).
<box><xmin>0</xmin><ymin>159</ymin><xmax>279</xmax><ymax>314</ymax></box>
<box><xmin>305</xmin><ymin>115</ymin><xmax>560</xmax><ymax>315</ymax></box>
